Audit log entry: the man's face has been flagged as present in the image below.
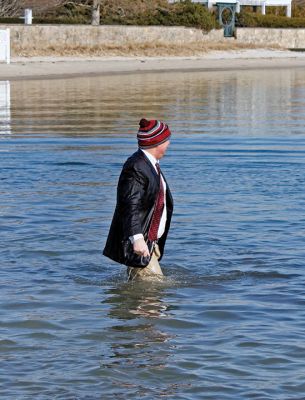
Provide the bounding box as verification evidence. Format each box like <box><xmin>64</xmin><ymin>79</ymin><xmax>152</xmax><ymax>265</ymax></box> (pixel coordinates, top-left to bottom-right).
<box><xmin>155</xmin><ymin>140</ymin><xmax>170</xmax><ymax>159</ymax></box>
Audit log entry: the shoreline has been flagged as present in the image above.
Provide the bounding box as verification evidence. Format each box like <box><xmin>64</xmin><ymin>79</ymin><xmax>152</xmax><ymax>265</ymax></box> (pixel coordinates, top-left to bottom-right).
<box><xmin>2</xmin><ymin>49</ymin><xmax>305</xmax><ymax>81</ymax></box>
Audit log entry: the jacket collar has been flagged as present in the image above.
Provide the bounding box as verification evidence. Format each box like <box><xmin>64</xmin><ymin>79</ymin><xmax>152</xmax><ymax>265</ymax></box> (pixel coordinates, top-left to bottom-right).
<box><xmin>137</xmin><ymin>149</ymin><xmax>159</xmax><ymax>179</ymax></box>
<box><xmin>141</xmin><ymin>149</ymin><xmax>158</xmax><ymax>168</ymax></box>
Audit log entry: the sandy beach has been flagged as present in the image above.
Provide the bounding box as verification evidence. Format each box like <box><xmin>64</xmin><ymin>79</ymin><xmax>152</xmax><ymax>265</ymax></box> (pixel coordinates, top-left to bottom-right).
<box><xmin>1</xmin><ymin>49</ymin><xmax>305</xmax><ymax>80</ymax></box>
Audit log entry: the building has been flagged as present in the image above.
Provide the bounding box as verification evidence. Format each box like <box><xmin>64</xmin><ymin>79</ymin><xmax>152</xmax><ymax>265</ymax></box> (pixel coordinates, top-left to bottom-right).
<box><xmin>168</xmin><ymin>0</ymin><xmax>292</xmax><ymax>17</ymax></box>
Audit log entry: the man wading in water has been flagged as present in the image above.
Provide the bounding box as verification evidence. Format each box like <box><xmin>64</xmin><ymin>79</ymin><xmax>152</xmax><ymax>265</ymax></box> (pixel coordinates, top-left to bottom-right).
<box><xmin>103</xmin><ymin>119</ymin><xmax>173</xmax><ymax>281</ymax></box>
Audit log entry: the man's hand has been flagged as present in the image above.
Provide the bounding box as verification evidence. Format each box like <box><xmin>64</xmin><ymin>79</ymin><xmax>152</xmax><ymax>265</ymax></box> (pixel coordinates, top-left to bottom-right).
<box><xmin>133</xmin><ymin>237</ymin><xmax>149</xmax><ymax>257</ymax></box>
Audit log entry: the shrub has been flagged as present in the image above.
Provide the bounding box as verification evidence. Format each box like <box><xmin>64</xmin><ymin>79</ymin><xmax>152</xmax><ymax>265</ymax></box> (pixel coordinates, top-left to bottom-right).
<box><xmin>0</xmin><ymin>2</ymin><xmax>91</xmax><ymax>24</ymax></box>
<box><xmin>236</xmin><ymin>10</ymin><xmax>305</xmax><ymax>28</ymax></box>
<box><xmin>101</xmin><ymin>1</ymin><xmax>218</xmax><ymax>31</ymax></box>
<box><xmin>0</xmin><ymin>0</ymin><xmax>219</xmax><ymax>31</ymax></box>
<box><xmin>291</xmin><ymin>5</ymin><xmax>305</xmax><ymax>18</ymax></box>
<box><xmin>0</xmin><ymin>16</ymin><xmax>89</xmax><ymax>24</ymax></box>
<box><xmin>0</xmin><ymin>17</ymin><xmax>23</xmax><ymax>23</ymax></box>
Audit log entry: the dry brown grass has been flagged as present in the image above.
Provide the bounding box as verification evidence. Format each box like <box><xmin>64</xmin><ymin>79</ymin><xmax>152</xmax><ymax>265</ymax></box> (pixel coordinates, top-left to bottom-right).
<box><xmin>13</xmin><ymin>41</ymin><xmax>280</xmax><ymax>58</ymax></box>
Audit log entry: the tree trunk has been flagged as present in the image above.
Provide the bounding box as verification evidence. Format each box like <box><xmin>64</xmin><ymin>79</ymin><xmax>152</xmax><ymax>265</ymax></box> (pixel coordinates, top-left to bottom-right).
<box><xmin>91</xmin><ymin>0</ymin><xmax>100</xmax><ymax>25</ymax></box>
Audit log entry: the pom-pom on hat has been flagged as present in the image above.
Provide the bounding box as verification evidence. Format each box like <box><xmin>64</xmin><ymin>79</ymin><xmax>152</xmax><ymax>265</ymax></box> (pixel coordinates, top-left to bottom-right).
<box><xmin>137</xmin><ymin>119</ymin><xmax>171</xmax><ymax>149</ymax></box>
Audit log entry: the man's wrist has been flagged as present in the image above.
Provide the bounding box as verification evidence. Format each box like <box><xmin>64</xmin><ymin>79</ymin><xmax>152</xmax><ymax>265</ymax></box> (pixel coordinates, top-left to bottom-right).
<box><xmin>129</xmin><ymin>233</ymin><xmax>144</xmax><ymax>244</ymax></box>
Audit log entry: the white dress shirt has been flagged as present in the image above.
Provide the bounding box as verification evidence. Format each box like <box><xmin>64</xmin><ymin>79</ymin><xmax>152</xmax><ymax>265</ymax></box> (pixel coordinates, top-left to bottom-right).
<box><xmin>130</xmin><ymin>149</ymin><xmax>167</xmax><ymax>243</ymax></box>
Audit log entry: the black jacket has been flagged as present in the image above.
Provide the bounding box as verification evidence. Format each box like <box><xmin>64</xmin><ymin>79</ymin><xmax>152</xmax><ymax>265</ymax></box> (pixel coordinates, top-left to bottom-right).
<box><xmin>103</xmin><ymin>149</ymin><xmax>173</xmax><ymax>266</ymax></box>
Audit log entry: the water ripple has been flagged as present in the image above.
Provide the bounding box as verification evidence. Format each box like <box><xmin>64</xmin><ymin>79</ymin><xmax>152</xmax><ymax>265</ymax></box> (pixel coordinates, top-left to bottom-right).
<box><xmin>2</xmin><ymin>69</ymin><xmax>305</xmax><ymax>399</ymax></box>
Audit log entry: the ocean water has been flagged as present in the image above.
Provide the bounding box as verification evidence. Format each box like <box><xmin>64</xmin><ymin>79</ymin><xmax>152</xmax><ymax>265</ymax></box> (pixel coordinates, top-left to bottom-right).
<box><xmin>1</xmin><ymin>68</ymin><xmax>305</xmax><ymax>399</ymax></box>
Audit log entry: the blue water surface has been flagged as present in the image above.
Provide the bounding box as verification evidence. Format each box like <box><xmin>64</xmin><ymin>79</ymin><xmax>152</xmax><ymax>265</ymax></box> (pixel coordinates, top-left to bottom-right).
<box><xmin>1</xmin><ymin>68</ymin><xmax>305</xmax><ymax>399</ymax></box>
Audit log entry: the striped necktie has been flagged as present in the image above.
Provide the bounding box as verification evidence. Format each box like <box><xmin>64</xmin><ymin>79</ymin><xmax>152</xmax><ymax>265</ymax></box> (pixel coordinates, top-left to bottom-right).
<box><xmin>148</xmin><ymin>163</ymin><xmax>164</xmax><ymax>242</ymax></box>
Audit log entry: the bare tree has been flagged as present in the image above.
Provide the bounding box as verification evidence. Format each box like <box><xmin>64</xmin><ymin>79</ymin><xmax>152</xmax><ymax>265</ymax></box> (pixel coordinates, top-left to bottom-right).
<box><xmin>0</xmin><ymin>0</ymin><xmax>100</xmax><ymax>21</ymax></box>
<box><xmin>91</xmin><ymin>0</ymin><xmax>100</xmax><ymax>25</ymax></box>
<box><xmin>0</xmin><ymin>0</ymin><xmax>22</xmax><ymax>17</ymax></box>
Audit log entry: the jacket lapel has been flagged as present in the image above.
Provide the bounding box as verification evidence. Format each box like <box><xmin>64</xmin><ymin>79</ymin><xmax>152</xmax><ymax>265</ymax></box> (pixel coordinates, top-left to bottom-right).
<box><xmin>138</xmin><ymin>149</ymin><xmax>159</xmax><ymax>182</ymax></box>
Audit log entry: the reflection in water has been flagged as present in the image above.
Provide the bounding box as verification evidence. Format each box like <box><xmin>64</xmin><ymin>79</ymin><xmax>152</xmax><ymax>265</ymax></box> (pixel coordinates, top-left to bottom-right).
<box><xmin>102</xmin><ymin>282</ymin><xmax>173</xmax><ymax>381</ymax></box>
<box><xmin>0</xmin><ymin>80</ymin><xmax>10</xmax><ymax>134</ymax></box>
<box><xmin>99</xmin><ymin>282</ymin><xmax>178</xmax><ymax>398</ymax></box>
<box><xmin>8</xmin><ymin>68</ymin><xmax>305</xmax><ymax>137</ymax></box>
<box><xmin>106</xmin><ymin>281</ymin><xmax>170</xmax><ymax>319</ymax></box>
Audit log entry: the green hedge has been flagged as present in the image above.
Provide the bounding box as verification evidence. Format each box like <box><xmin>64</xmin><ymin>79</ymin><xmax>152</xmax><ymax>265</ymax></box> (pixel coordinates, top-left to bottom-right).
<box><xmin>0</xmin><ymin>17</ymin><xmax>23</xmax><ymax>24</ymax></box>
<box><xmin>236</xmin><ymin>11</ymin><xmax>305</xmax><ymax>28</ymax></box>
<box><xmin>0</xmin><ymin>18</ymin><xmax>89</xmax><ymax>24</ymax></box>
<box><xmin>101</xmin><ymin>1</ymin><xmax>219</xmax><ymax>31</ymax></box>
<box><xmin>2</xmin><ymin>3</ymin><xmax>305</xmax><ymax>30</ymax></box>
<box><xmin>36</xmin><ymin>16</ymin><xmax>89</xmax><ymax>24</ymax></box>
<box><xmin>0</xmin><ymin>1</ymin><xmax>219</xmax><ymax>31</ymax></box>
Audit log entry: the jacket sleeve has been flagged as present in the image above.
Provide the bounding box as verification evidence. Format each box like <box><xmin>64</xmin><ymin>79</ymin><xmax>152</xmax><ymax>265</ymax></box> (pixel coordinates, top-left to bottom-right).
<box><xmin>117</xmin><ymin>164</ymin><xmax>147</xmax><ymax>238</ymax></box>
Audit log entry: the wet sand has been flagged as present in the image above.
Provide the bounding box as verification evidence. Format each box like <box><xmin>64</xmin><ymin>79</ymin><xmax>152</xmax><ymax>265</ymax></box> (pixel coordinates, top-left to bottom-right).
<box><xmin>1</xmin><ymin>49</ymin><xmax>305</xmax><ymax>80</ymax></box>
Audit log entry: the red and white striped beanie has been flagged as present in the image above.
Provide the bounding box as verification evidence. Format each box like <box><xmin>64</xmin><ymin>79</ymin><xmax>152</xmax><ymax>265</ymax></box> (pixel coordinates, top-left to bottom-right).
<box><xmin>137</xmin><ymin>119</ymin><xmax>171</xmax><ymax>149</ymax></box>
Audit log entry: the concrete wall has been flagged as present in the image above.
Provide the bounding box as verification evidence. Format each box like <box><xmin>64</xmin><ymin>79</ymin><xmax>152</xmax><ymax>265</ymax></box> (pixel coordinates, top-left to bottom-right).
<box><xmin>236</xmin><ymin>28</ymin><xmax>305</xmax><ymax>48</ymax></box>
<box><xmin>1</xmin><ymin>24</ymin><xmax>305</xmax><ymax>55</ymax></box>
